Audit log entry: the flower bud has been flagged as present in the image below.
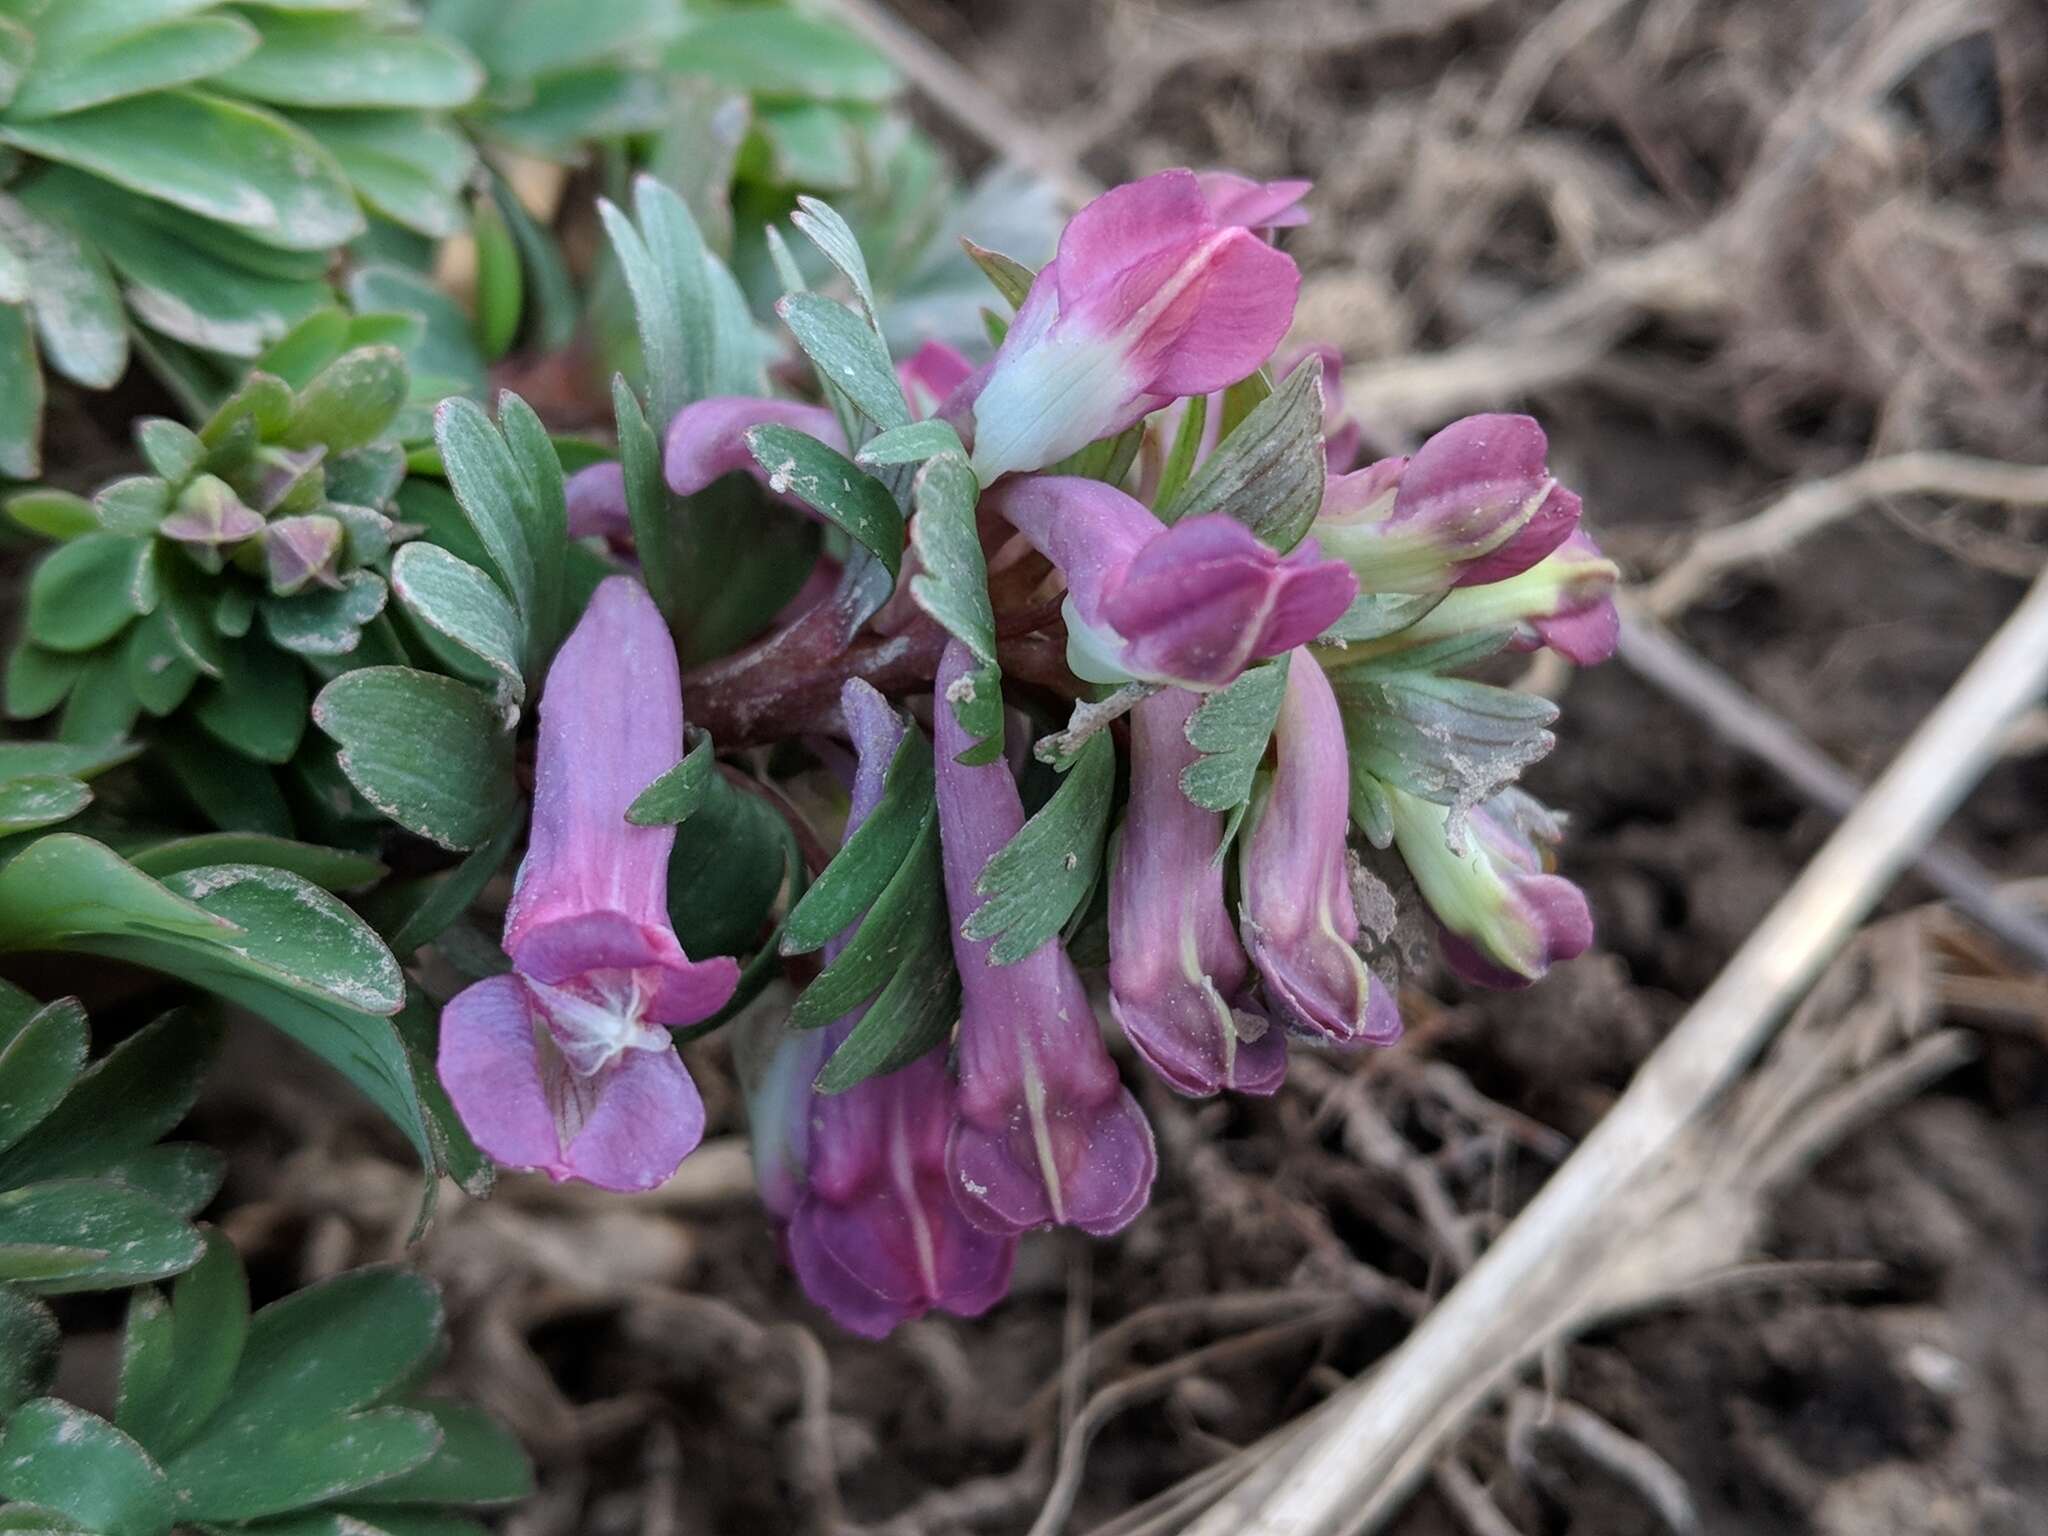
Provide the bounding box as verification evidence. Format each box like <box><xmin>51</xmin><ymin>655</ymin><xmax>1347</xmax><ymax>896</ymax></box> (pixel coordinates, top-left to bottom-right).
<box><xmin>1239</xmin><ymin>649</ymin><xmax>1401</xmax><ymax>1044</ymax></box>
<box><xmin>1384</xmin><ymin>782</ymin><xmax>1592</xmax><ymax>988</ymax></box>
<box><xmin>1315</xmin><ymin>415</ymin><xmax>1580</xmax><ymax>596</ymax></box>
<box><xmin>934</xmin><ymin>641</ymin><xmax>1157</xmax><ymax>1237</ymax></box>
<box><xmin>968</xmin><ymin>170</ymin><xmax>1300</xmax><ymax>483</ymax></box>
<box><xmin>1109</xmin><ymin>689</ymin><xmax>1286</xmax><ymax>1096</ymax></box>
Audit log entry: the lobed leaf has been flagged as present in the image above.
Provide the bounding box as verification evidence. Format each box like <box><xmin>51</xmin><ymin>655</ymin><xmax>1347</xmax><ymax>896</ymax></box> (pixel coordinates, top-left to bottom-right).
<box><xmin>963</xmin><ymin>730</ymin><xmax>1115</xmax><ymax>964</ymax></box>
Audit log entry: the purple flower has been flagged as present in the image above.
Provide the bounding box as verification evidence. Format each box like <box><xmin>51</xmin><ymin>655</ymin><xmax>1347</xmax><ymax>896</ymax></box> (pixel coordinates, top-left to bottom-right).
<box><xmin>1195</xmin><ymin>170</ymin><xmax>1313</xmax><ymax>234</ymax></box>
<box><xmin>565</xmin><ymin>461</ymin><xmax>630</xmax><ymax>544</ymax></box>
<box><xmin>897</xmin><ymin>339</ymin><xmax>977</xmax><ymax>420</ymax></box>
<box><xmin>985</xmin><ymin>474</ymin><xmax>1355</xmax><ymax>690</ymax></box>
<box><xmin>438</xmin><ymin>577</ymin><xmax>740</xmax><ymax>1191</ymax></box>
<box><xmin>934</xmin><ymin>640</ymin><xmax>1157</xmax><ymax>1236</ymax></box>
<box><xmin>1110</xmin><ymin>689</ymin><xmax>1287</xmax><ymax>1097</ymax></box>
<box><xmin>1385</xmin><ymin>783</ymin><xmax>1593</xmax><ymax>989</ymax></box>
<box><xmin>264</xmin><ymin>514</ymin><xmax>344</xmax><ymax>594</ymax></box>
<box><xmin>160</xmin><ymin>475</ymin><xmax>263</xmax><ymax>569</ymax></box>
<box><xmin>1379</xmin><ymin>528</ymin><xmax>1620</xmax><ymax>665</ymax></box>
<box><xmin>1239</xmin><ymin>649</ymin><xmax>1401</xmax><ymax>1045</ymax></box>
<box><xmin>754</xmin><ymin>680</ymin><xmax>1016</xmax><ymax>1336</ymax></box>
<box><xmin>664</xmin><ymin>396</ymin><xmax>848</xmax><ymax>501</ymax></box>
<box><xmin>968</xmin><ymin>169</ymin><xmax>1301</xmax><ymax>483</ymax></box>
<box><xmin>1315</xmin><ymin>415</ymin><xmax>1581</xmax><ymax>596</ymax></box>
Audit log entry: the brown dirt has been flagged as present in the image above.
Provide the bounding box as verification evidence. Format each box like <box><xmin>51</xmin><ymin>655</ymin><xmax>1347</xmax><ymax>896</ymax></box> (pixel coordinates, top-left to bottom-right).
<box><xmin>46</xmin><ymin>0</ymin><xmax>2048</xmax><ymax>1532</ymax></box>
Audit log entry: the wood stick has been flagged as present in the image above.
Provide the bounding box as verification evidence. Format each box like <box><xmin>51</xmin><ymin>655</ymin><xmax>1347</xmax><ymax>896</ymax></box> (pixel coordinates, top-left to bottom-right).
<box><xmin>1187</xmin><ymin>563</ymin><xmax>2048</xmax><ymax>1536</ymax></box>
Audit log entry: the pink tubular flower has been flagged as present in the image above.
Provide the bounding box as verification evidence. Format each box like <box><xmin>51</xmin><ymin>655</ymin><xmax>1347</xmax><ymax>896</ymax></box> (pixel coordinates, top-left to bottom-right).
<box><xmin>754</xmin><ymin>681</ymin><xmax>1016</xmax><ymax>1337</ymax></box>
<box><xmin>1315</xmin><ymin>415</ymin><xmax>1581</xmax><ymax>596</ymax></box>
<box><xmin>1381</xmin><ymin>528</ymin><xmax>1620</xmax><ymax>665</ymax></box>
<box><xmin>437</xmin><ymin>577</ymin><xmax>740</xmax><ymax>1191</ymax></box>
<box><xmin>897</xmin><ymin>339</ymin><xmax>977</xmax><ymax>419</ymax></box>
<box><xmin>1195</xmin><ymin>171</ymin><xmax>1313</xmax><ymax>234</ymax></box>
<box><xmin>985</xmin><ymin>475</ymin><xmax>1355</xmax><ymax>690</ymax></box>
<box><xmin>967</xmin><ymin>169</ymin><xmax>1302</xmax><ymax>483</ymax></box>
<box><xmin>565</xmin><ymin>461</ymin><xmax>630</xmax><ymax>544</ymax></box>
<box><xmin>1384</xmin><ymin>783</ymin><xmax>1593</xmax><ymax>989</ymax></box>
<box><xmin>1240</xmin><ymin>650</ymin><xmax>1401</xmax><ymax>1045</ymax></box>
<box><xmin>934</xmin><ymin>640</ymin><xmax>1157</xmax><ymax>1237</ymax></box>
<box><xmin>1110</xmin><ymin>689</ymin><xmax>1286</xmax><ymax>1097</ymax></box>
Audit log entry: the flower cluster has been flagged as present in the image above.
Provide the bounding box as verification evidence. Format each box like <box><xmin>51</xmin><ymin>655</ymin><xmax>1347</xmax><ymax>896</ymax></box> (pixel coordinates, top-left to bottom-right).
<box><xmin>438</xmin><ymin>168</ymin><xmax>1617</xmax><ymax>1337</ymax></box>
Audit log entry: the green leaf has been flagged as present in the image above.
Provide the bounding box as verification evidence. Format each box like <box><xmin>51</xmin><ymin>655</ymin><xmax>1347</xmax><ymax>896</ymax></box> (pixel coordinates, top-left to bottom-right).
<box><xmin>260</xmin><ymin>571</ymin><xmax>389</xmax><ymax>658</ymax></box>
<box><xmin>470</xmin><ymin>189</ymin><xmax>522</xmax><ymax>360</ymax></box>
<box><xmin>127</xmin><ymin>837</ymin><xmax>377</xmax><ymax>892</ymax></box>
<box><xmin>5</xmin><ymin>488</ymin><xmax>96</xmax><ymax>539</ymax></box>
<box><xmin>1181</xmin><ymin>656</ymin><xmax>1290</xmax><ymax>814</ymax></box>
<box><xmin>745</xmin><ymin>422</ymin><xmax>901</xmax><ymax>622</ymax></box>
<box><xmin>598</xmin><ymin>175</ymin><xmax>712</xmax><ymax>423</ymax></box>
<box><xmin>390</xmin><ymin>543</ymin><xmax>524</xmax><ymax>710</ymax></box>
<box><xmin>0</xmin><ymin>740</ymin><xmax>132</xmax><ymax>783</ymax></box>
<box><xmin>367</xmin><ymin>814</ymin><xmax>517</xmax><ymax>961</ymax></box>
<box><xmin>814</xmin><ymin>952</ymin><xmax>958</xmax><ymax>1094</ymax></box>
<box><xmin>17</xmin><ymin>171</ymin><xmax>330</xmax><ymax>358</ymax></box>
<box><xmin>432</xmin><ymin>397</ymin><xmax>536</xmax><ymax>643</ymax></box>
<box><xmin>192</xmin><ymin>640</ymin><xmax>308</xmax><ymax>763</ymax></box>
<box><xmin>0</xmin><ymin>1011</ymin><xmax>217</xmax><ymax>1204</ymax></box>
<box><xmin>155</xmin><ymin>864</ymin><xmax>402</xmax><ymax>1015</ymax></box>
<box><xmin>962</xmin><ymin>731</ymin><xmax>1114</xmax><ymax>964</ymax></box>
<box><xmin>663</xmin><ymin>766</ymin><xmax>791</xmax><ymax>964</ymax></box>
<box><xmin>4</xmin><ymin>646</ymin><xmax>84</xmax><ymax>720</ymax></box>
<box><xmin>57</xmin><ymin>647</ymin><xmax>142</xmax><ymax>746</ymax></box>
<box><xmin>790</xmin><ymin>196</ymin><xmax>879</xmax><ymax>318</ymax></box>
<box><xmin>1151</xmin><ymin>391</ymin><xmax>1207</xmax><ymax>512</ymax></box>
<box><xmin>98</xmin><ymin>1143</ymin><xmax>223</xmax><ymax>1217</ymax></box>
<box><xmin>494</xmin><ymin>391</ymin><xmax>568</xmax><ymax>660</ymax></box>
<box><xmin>0</xmin><ymin>775</ymin><xmax>91</xmax><ymax>835</ymax></box>
<box><xmin>186</xmin><ymin>1265</ymin><xmax>442</xmax><ymax>1437</ymax></box>
<box><xmin>780</xmin><ymin>722</ymin><xmax>931</xmax><ymax>954</ymax></box>
<box><xmin>666</xmin><ymin>12</ymin><xmax>896</xmax><ymax>103</ymax></box>
<box><xmin>626</xmin><ymin>728</ymin><xmax>714</xmax><ymax>827</ymax></box>
<box><xmin>154</xmin><ymin>731</ymin><xmax>292</xmax><ymax>838</ymax></box>
<box><xmin>1330</xmin><ymin>665</ymin><xmax>1557</xmax><ymax>812</ymax></box>
<box><xmin>0</xmin><ymin>1399</ymin><xmax>173</xmax><ymax>1536</ymax></box>
<box><xmin>301</xmin><ymin>108</ymin><xmax>474</xmax><ymax>239</ymax></box>
<box><xmin>169</xmin><ymin>1405</ymin><xmax>442</xmax><ymax>1521</ymax></box>
<box><xmin>0</xmin><ymin>89</ymin><xmax>362</xmax><ymax>251</ymax></box>
<box><xmin>0</xmin><ymin>302</ymin><xmax>40</xmax><ymax>479</ymax></box>
<box><xmin>0</xmin><ymin>193</ymin><xmax>125</xmax><ymax>388</ymax></box>
<box><xmin>0</xmin><ymin>1180</ymin><xmax>204</xmax><ymax>1293</ymax></box>
<box><xmin>907</xmin><ymin>451</ymin><xmax>1002</xmax><ymax>762</ymax></box>
<box><xmin>0</xmin><ymin>998</ymin><xmax>87</xmax><ymax>1157</ymax></box>
<box><xmin>777</xmin><ymin>290</ymin><xmax>909</xmax><ymax>432</ymax></box>
<box><xmin>148</xmin><ymin>1229</ymin><xmax>249</xmax><ymax>1457</ymax></box>
<box><xmin>961</xmin><ymin>238</ymin><xmax>1037</xmax><ymax>309</ymax></box>
<box><xmin>281</xmin><ymin>345</ymin><xmax>407</xmax><ymax>452</ymax></box>
<box><xmin>26</xmin><ymin>534</ymin><xmax>153</xmax><ymax>652</ymax></box>
<box><xmin>312</xmin><ymin>667</ymin><xmax>516</xmax><ymax>851</ymax></box>
<box><xmin>215</xmin><ymin>10</ymin><xmax>482</xmax><ymax>109</ymax></box>
<box><xmin>7</xmin><ymin>15</ymin><xmax>258</xmax><ymax>119</ymax></box>
<box><xmin>122</xmin><ymin>612</ymin><xmax>199</xmax><ymax>718</ymax></box>
<box><xmin>0</xmin><ymin>1286</ymin><xmax>58</xmax><ymax>1416</ymax></box>
<box><xmin>348</xmin><ymin>1399</ymin><xmax>531</xmax><ymax>1507</ymax></box>
<box><xmin>856</xmin><ymin>419</ymin><xmax>960</xmax><ymax>468</ymax></box>
<box><xmin>1320</xmin><ymin>591</ymin><xmax>1446</xmax><ymax>644</ymax></box>
<box><xmin>1159</xmin><ymin>355</ymin><xmax>1324</xmax><ymax>550</ymax></box>
<box><xmin>94</xmin><ymin>476</ymin><xmax>169</xmax><ymax>535</ymax></box>
<box><xmin>252</xmin><ymin>308</ymin><xmax>348</xmax><ymax>390</ymax></box>
<box><xmin>137</xmin><ymin>418</ymin><xmax>205</xmax><ymax>482</ymax></box>
<box><xmin>117</xmin><ymin>1289</ymin><xmax>177</xmax><ymax>1455</ymax></box>
<box><xmin>790</xmin><ymin>809</ymin><xmax>944</xmax><ymax>1028</ymax></box>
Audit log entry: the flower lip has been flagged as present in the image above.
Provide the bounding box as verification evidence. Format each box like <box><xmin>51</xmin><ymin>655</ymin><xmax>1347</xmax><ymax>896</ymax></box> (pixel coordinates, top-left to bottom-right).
<box><xmin>1195</xmin><ymin>170</ymin><xmax>1313</xmax><ymax>231</ymax></box>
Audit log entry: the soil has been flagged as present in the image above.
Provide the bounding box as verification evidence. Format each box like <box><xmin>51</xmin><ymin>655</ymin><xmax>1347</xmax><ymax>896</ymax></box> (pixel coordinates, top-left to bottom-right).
<box><xmin>41</xmin><ymin>0</ymin><xmax>2048</xmax><ymax>1532</ymax></box>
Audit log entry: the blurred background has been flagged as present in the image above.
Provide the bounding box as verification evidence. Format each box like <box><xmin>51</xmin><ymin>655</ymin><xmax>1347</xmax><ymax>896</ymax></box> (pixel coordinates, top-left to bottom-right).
<box><xmin>166</xmin><ymin>2</ymin><xmax>2048</xmax><ymax>1532</ymax></box>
